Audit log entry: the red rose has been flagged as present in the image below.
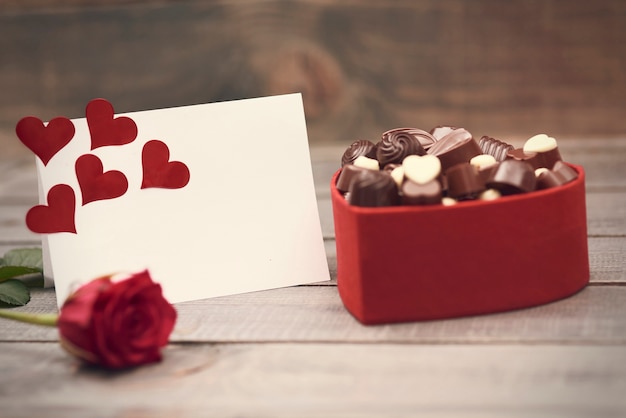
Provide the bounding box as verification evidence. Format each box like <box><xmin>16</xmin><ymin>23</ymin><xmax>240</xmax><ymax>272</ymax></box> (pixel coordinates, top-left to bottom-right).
<box><xmin>57</xmin><ymin>270</ymin><xmax>176</xmax><ymax>369</ymax></box>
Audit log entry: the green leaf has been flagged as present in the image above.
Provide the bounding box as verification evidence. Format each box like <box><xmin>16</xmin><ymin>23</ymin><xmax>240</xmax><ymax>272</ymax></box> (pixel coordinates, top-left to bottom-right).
<box><xmin>0</xmin><ymin>266</ymin><xmax>42</xmax><ymax>281</ymax></box>
<box><xmin>3</xmin><ymin>248</ymin><xmax>43</xmax><ymax>270</ymax></box>
<box><xmin>0</xmin><ymin>248</ymin><xmax>44</xmax><ymax>287</ymax></box>
<box><xmin>0</xmin><ymin>279</ymin><xmax>31</xmax><ymax>307</ymax></box>
<box><xmin>17</xmin><ymin>274</ymin><xmax>45</xmax><ymax>288</ymax></box>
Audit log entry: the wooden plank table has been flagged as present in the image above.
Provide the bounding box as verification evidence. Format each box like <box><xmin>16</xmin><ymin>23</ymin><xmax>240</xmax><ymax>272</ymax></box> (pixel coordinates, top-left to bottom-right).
<box><xmin>1</xmin><ymin>138</ymin><xmax>625</xmax><ymax>417</ymax></box>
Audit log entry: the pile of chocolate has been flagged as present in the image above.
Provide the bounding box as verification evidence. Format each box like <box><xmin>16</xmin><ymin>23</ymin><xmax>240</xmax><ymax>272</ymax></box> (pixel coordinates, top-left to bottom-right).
<box><xmin>337</xmin><ymin>127</ymin><xmax>579</xmax><ymax>207</ymax></box>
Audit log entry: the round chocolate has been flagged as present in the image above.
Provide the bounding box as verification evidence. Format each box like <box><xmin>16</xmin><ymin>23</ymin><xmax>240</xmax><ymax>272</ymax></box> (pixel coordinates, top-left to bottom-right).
<box><xmin>446</xmin><ymin>162</ymin><xmax>486</xmax><ymax>200</ymax></box>
<box><xmin>478</xmin><ymin>136</ymin><xmax>514</xmax><ymax>162</ymax></box>
<box><xmin>341</xmin><ymin>139</ymin><xmax>377</xmax><ymax>166</ymax></box>
<box><xmin>376</xmin><ymin>129</ymin><xmax>426</xmax><ymax>167</ymax></box>
<box><xmin>427</xmin><ymin>129</ymin><xmax>482</xmax><ymax>171</ymax></box>
<box><xmin>348</xmin><ymin>170</ymin><xmax>399</xmax><ymax>207</ymax></box>
<box><xmin>487</xmin><ymin>160</ymin><xmax>537</xmax><ymax>194</ymax></box>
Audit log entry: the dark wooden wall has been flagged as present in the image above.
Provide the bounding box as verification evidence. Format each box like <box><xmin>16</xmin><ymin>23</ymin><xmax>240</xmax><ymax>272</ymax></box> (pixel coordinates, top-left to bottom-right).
<box><xmin>2</xmin><ymin>0</ymin><xmax>625</xmax><ymax>156</ymax></box>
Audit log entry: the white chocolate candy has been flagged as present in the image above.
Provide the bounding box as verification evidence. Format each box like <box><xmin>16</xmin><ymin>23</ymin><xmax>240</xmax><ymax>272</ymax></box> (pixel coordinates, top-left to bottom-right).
<box><xmin>390</xmin><ymin>166</ymin><xmax>405</xmax><ymax>187</ymax></box>
<box><xmin>402</xmin><ymin>154</ymin><xmax>441</xmax><ymax>185</ymax></box>
<box><xmin>470</xmin><ymin>154</ymin><xmax>497</xmax><ymax>169</ymax></box>
<box><xmin>479</xmin><ymin>189</ymin><xmax>501</xmax><ymax>201</ymax></box>
<box><xmin>535</xmin><ymin>167</ymin><xmax>549</xmax><ymax>177</ymax></box>
<box><xmin>523</xmin><ymin>134</ymin><xmax>557</xmax><ymax>153</ymax></box>
<box><xmin>353</xmin><ymin>155</ymin><xmax>380</xmax><ymax>171</ymax></box>
<box><xmin>442</xmin><ymin>197</ymin><xmax>457</xmax><ymax>206</ymax></box>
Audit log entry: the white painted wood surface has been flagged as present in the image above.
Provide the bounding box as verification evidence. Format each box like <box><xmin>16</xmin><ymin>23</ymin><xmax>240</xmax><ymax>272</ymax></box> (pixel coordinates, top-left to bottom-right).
<box><xmin>2</xmin><ymin>343</ymin><xmax>626</xmax><ymax>418</ymax></box>
<box><xmin>1</xmin><ymin>139</ymin><xmax>625</xmax><ymax>417</ymax></box>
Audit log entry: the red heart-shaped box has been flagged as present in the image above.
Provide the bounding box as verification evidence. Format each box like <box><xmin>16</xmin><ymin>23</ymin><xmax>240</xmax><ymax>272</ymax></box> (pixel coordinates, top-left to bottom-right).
<box><xmin>331</xmin><ymin>164</ymin><xmax>589</xmax><ymax>324</ymax></box>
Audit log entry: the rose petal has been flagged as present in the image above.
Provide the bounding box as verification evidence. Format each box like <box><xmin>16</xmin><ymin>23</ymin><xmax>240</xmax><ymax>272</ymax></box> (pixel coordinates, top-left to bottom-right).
<box><xmin>57</xmin><ymin>270</ymin><xmax>176</xmax><ymax>369</ymax></box>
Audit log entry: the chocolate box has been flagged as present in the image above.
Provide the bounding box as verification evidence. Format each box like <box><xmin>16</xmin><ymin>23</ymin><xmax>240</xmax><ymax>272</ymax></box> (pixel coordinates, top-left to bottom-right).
<box><xmin>331</xmin><ymin>164</ymin><xmax>589</xmax><ymax>324</ymax></box>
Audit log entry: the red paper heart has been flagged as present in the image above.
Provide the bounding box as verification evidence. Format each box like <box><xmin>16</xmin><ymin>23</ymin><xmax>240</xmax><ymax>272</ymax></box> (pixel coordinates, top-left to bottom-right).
<box><xmin>16</xmin><ymin>116</ymin><xmax>75</xmax><ymax>166</ymax></box>
<box><xmin>141</xmin><ymin>140</ymin><xmax>190</xmax><ymax>189</ymax></box>
<box><xmin>76</xmin><ymin>154</ymin><xmax>129</xmax><ymax>205</ymax></box>
<box><xmin>26</xmin><ymin>184</ymin><xmax>77</xmax><ymax>234</ymax></box>
<box><xmin>86</xmin><ymin>98</ymin><xmax>138</xmax><ymax>150</ymax></box>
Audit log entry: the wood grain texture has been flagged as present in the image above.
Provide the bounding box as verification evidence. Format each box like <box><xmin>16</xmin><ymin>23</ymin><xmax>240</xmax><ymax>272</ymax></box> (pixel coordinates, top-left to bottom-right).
<box><xmin>2</xmin><ymin>285</ymin><xmax>625</xmax><ymax>344</ymax></box>
<box><xmin>585</xmin><ymin>194</ymin><xmax>626</xmax><ymax>237</ymax></box>
<box><xmin>0</xmin><ymin>159</ymin><xmax>38</xmax><ymax>204</ymax></box>
<box><xmin>172</xmin><ymin>286</ymin><xmax>626</xmax><ymax>344</ymax></box>
<box><xmin>1</xmin><ymin>136</ymin><xmax>625</xmax><ymax>417</ymax></box>
<box><xmin>1</xmin><ymin>342</ymin><xmax>626</xmax><ymax>418</ymax></box>
<box><xmin>559</xmin><ymin>139</ymin><xmax>626</xmax><ymax>191</ymax></box>
<box><xmin>1</xmin><ymin>0</ymin><xmax>626</xmax><ymax>158</ymax></box>
<box><xmin>588</xmin><ymin>237</ymin><xmax>626</xmax><ymax>283</ymax></box>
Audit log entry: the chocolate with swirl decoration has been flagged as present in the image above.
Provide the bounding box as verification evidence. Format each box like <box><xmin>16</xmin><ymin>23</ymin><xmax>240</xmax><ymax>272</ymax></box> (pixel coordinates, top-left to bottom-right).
<box><xmin>382</xmin><ymin>127</ymin><xmax>437</xmax><ymax>151</ymax></box>
<box><xmin>341</xmin><ymin>139</ymin><xmax>377</xmax><ymax>166</ymax></box>
<box><xmin>376</xmin><ymin>129</ymin><xmax>426</xmax><ymax>167</ymax></box>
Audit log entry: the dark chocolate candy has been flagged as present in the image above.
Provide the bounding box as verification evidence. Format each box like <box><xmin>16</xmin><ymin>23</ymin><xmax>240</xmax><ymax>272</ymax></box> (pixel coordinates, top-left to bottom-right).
<box><xmin>478</xmin><ymin>136</ymin><xmax>514</xmax><ymax>162</ymax></box>
<box><xmin>531</xmin><ymin>147</ymin><xmax>562</xmax><ymax>169</ymax></box>
<box><xmin>536</xmin><ymin>170</ymin><xmax>564</xmax><ymax>190</ymax></box>
<box><xmin>336</xmin><ymin>164</ymin><xmax>369</xmax><ymax>192</ymax></box>
<box><xmin>382</xmin><ymin>127</ymin><xmax>437</xmax><ymax>151</ymax></box>
<box><xmin>487</xmin><ymin>160</ymin><xmax>537</xmax><ymax>194</ymax></box>
<box><xmin>427</xmin><ymin>129</ymin><xmax>482</xmax><ymax>171</ymax></box>
<box><xmin>538</xmin><ymin>161</ymin><xmax>578</xmax><ymax>189</ymax></box>
<box><xmin>523</xmin><ymin>134</ymin><xmax>562</xmax><ymax>169</ymax></box>
<box><xmin>477</xmin><ymin>164</ymin><xmax>499</xmax><ymax>185</ymax></box>
<box><xmin>382</xmin><ymin>163</ymin><xmax>402</xmax><ymax>173</ymax></box>
<box><xmin>506</xmin><ymin>148</ymin><xmax>539</xmax><ymax>169</ymax></box>
<box><xmin>552</xmin><ymin>160</ymin><xmax>576</xmax><ymax>181</ymax></box>
<box><xmin>506</xmin><ymin>147</ymin><xmax>562</xmax><ymax>170</ymax></box>
<box><xmin>401</xmin><ymin>179</ymin><xmax>442</xmax><ymax>205</ymax></box>
<box><xmin>376</xmin><ymin>129</ymin><xmax>426</xmax><ymax>167</ymax></box>
<box><xmin>446</xmin><ymin>163</ymin><xmax>486</xmax><ymax>200</ymax></box>
<box><xmin>506</xmin><ymin>148</ymin><xmax>531</xmax><ymax>160</ymax></box>
<box><xmin>341</xmin><ymin>139</ymin><xmax>377</xmax><ymax>166</ymax></box>
<box><xmin>348</xmin><ymin>170</ymin><xmax>399</xmax><ymax>207</ymax></box>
